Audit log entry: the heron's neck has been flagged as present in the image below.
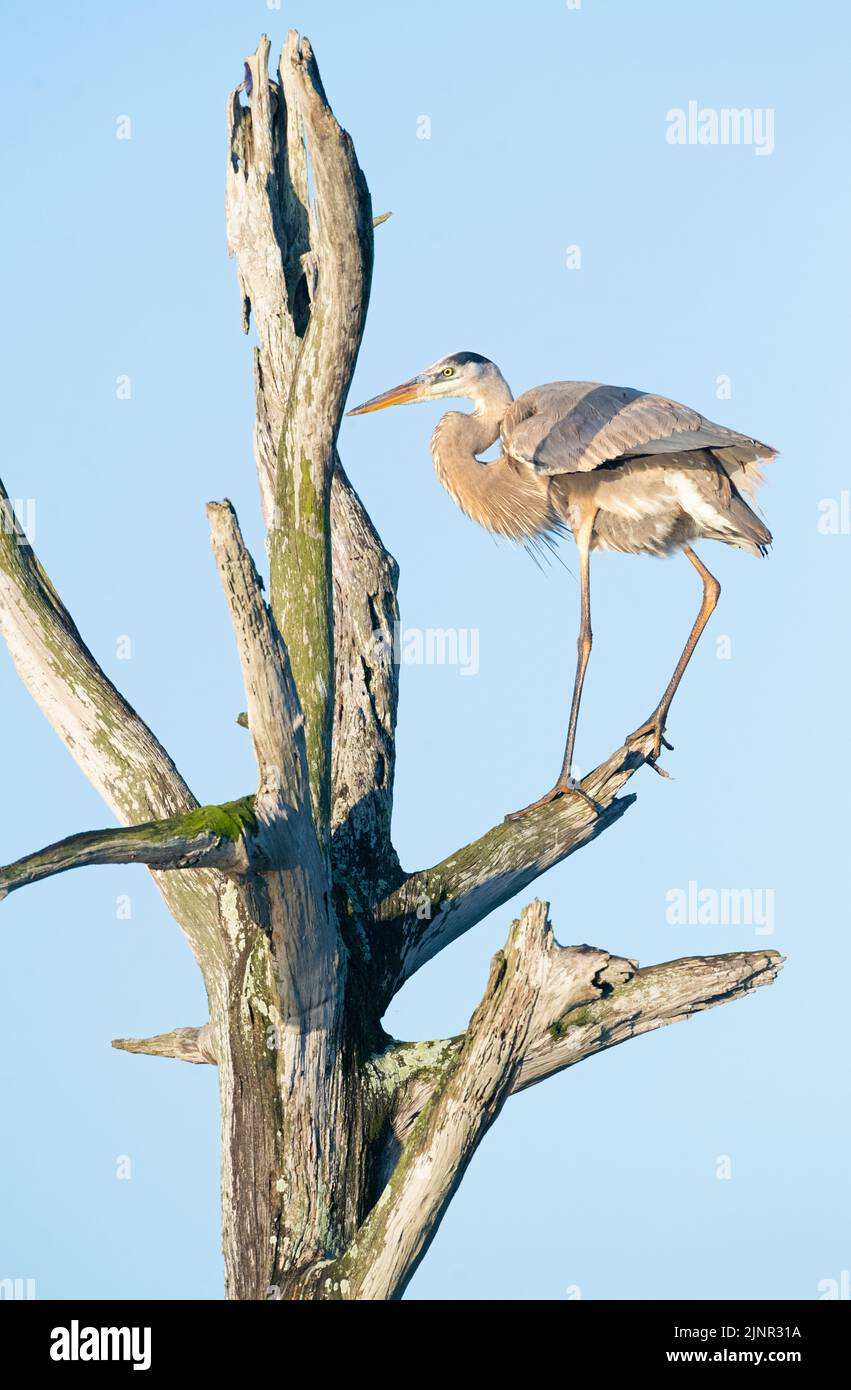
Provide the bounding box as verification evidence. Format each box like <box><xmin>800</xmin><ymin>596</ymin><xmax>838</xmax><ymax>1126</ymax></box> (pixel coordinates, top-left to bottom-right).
<box><xmin>430</xmin><ymin>378</ymin><xmax>559</xmax><ymax>542</ymax></box>
<box><xmin>432</xmin><ymin>376</ymin><xmax>513</xmax><ymax>472</ymax></box>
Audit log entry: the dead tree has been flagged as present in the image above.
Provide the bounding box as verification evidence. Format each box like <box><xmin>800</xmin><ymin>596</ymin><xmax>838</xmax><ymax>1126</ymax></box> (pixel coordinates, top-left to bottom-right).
<box><xmin>0</xmin><ymin>33</ymin><xmax>781</xmax><ymax>1300</ymax></box>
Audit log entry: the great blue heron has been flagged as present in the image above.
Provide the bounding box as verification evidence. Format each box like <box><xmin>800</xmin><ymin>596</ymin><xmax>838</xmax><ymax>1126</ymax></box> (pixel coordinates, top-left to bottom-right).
<box><xmin>347</xmin><ymin>353</ymin><xmax>774</xmax><ymax>816</ymax></box>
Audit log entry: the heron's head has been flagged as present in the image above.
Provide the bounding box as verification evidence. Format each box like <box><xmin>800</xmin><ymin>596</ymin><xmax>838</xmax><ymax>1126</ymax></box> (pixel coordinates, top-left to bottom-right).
<box><xmin>346</xmin><ymin>352</ymin><xmax>505</xmax><ymax>415</ymax></box>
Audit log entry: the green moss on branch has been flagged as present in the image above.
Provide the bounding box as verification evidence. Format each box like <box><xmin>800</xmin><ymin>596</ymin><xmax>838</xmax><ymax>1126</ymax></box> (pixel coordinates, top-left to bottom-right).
<box><xmin>0</xmin><ymin>796</ymin><xmax>258</xmax><ymax>900</ymax></box>
<box><xmin>175</xmin><ymin>797</ymin><xmax>258</xmax><ymax>843</ymax></box>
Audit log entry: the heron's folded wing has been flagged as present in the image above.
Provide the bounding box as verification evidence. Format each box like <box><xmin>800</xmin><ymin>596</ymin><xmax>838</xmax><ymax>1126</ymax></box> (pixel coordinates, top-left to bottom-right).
<box><xmin>501</xmin><ymin>381</ymin><xmax>773</xmax><ymax>474</ymax></box>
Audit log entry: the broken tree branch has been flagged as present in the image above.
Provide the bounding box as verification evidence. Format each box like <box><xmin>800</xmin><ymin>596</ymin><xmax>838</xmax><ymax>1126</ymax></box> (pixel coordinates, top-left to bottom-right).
<box><xmin>227</xmin><ymin>35</ymin><xmax>303</xmax><ymax>528</ymax></box>
<box><xmin>269</xmin><ymin>33</ymin><xmax>373</xmax><ymax>842</ymax></box>
<box><xmin>227</xmin><ymin>34</ymin><xmax>375</xmax><ymax>847</ymax></box>
<box><xmin>370</xmin><ymin>734</ymin><xmax>655</xmax><ymax>1001</ymax></box>
<box><xmin>384</xmin><ymin>946</ymin><xmax>783</xmax><ymax>1151</ymax></box>
<box><xmin>207</xmin><ymin>500</ymin><xmax>311</xmax><ymax>822</ymax></box>
<box><xmin>325</xmin><ymin>900</ymin><xmax>782</xmax><ymax>1300</ymax></box>
<box><xmin>0</xmin><ymin>476</ymin><xmax>231</xmax><ymax>970</ymax></box>
<box><xmin>112</xmin><ymin>1024</ymin><xmax>218</xmax><ymax>1065</ymax></box>
<box><xmin>512</xmin><ymin>943</ymin><xmax>783</xmax><ymax>1094</ymax></box>
<box><xmin>0</xmin><ymin>800</ymin><xmax>259</xmax><ymax>901</ymax></box>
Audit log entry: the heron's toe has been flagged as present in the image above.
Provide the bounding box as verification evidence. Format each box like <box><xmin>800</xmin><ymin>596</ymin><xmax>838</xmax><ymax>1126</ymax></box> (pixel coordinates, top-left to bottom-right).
<box><xmin>625</xmin><ymin>719</ymin><xmax>676</xmax><ymax>781</ymax></box>
<box><xmin>625</xmin><ymin>718</ymin><xmax>673</xmax><ymax>763</ymax></box>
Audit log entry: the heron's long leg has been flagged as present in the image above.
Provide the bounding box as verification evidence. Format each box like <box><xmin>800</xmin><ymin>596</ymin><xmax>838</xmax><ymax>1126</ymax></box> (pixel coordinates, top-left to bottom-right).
<box><xmin>627</xmin><ymin>544</ymin><xmax>721</xmax><ymax>766</ymax></box>
<box><xmin>557</xmin><ymin>516</ymin><xmax>594</xmax><ymax>785</ymax></box>
<box><xmin>506</xmin><ymin>514</ymin><xmax>600</xmax><ymax>820</ymax></box>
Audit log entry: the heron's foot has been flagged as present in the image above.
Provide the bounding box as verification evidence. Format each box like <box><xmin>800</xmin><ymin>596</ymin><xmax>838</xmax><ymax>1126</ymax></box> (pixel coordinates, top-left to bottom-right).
<box><xmin>504</xmin><ymin>777</ymin><xmax>604</xmax><ymax>822</ymax></box>
<box><xmin>625</xmin><ymin>716</ymin><xmax>674</xmax><ymax>776</ymax></box>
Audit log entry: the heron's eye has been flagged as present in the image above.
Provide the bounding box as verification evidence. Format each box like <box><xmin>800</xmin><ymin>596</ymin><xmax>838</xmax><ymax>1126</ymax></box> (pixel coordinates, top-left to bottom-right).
<box><xmin>442</xmin><ymin>367</ymin><xmax>454</xmax><ymax>377</ymax></box>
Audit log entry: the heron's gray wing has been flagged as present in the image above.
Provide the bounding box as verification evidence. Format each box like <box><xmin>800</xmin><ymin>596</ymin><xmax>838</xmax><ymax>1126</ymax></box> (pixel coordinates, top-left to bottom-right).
<box><xmin>501</xmin><ymin>381</ymin><xmax>774</xmax><ymax>475</ymax></box>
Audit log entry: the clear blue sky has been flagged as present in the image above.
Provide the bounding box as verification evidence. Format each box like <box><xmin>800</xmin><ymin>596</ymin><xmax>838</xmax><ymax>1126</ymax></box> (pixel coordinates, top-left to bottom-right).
<box><xmin>1</xmin><ymin>0</ymin><xmax>848</xmax><ymax>1301</ymax></box>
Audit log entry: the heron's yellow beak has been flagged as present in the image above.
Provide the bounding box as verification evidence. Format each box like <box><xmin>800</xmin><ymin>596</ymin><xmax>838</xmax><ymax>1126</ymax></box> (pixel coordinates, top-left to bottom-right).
<box><xmin>346</xmin><ymin>376</ymin><xmax>426</xmax><ymax>416</ymax></box>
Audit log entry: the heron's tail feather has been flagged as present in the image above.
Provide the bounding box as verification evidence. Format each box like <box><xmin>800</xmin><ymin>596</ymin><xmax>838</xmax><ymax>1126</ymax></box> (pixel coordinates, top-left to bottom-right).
<box><xmin>727</xmin><ymin>488</ymin><xmax>773</xmax><ymax>556</ymax></box>
<box><xmin>709</xmin><ymin>444</ymin><xmax>774</xmax><ymax>555</ymax></box>
<box><xmin>711</xmin><ymin>443</ymin><xmax>775</xmax><ymax>505</ymax></box>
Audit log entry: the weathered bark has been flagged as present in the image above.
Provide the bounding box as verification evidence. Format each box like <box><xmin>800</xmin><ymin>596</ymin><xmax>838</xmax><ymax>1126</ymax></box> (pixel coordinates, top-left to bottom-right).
<box><xmin>112</xmin><ymin>1025</ymin><xmax>218</xmax><ymax>1065</ymax></box>
<box><xmin>206</xmin><ymin>502</ymin><xmax>346</xmax><ymax>1295</ymax></box>
<box><xmin>329</xmin><ymin>459</ymin><xmax>401</xmax><ymax>901</ymax></box>
<box><xmin>0</xmin><ymin>478</ymin><xmax>230</xmax><ymax>977</ymax></box>
<box><xmin>369</xmin><ymin>736</ymin><xmax>651</xmax><ymax>1004</ymax></box>
<box><xmin>0</xmin><ymin>805</ymin><xmax>255</xmax><ymax>899</ymax></box>
<box><xmin>227</xmin><ymin>33</ymin><xmax>373</xmax><ymax>846</ymax></box>
<box><xmin>0</xmin><ymin>29</ymin><xmax>783</xmax><ymax>1302</ymax></box>
<box><xmin>326</xmin><ymin>902</ymin><xmax>782</xmax><ymax>1301</ymax></box>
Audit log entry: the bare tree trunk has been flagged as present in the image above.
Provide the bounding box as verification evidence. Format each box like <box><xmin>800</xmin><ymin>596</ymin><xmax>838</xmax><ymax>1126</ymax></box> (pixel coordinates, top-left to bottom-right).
<box><xmin>0</xmin><ymin>30</ymin><xmax>782</xmax><ymax>1301</ymax></box>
